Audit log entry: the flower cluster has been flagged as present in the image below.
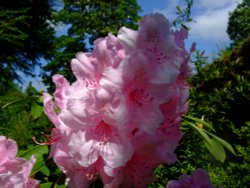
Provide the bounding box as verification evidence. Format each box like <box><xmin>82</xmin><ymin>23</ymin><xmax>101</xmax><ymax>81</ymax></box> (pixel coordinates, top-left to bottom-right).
<box><xmin>0</xmin><ymin>136</ymin><xmax>39</xmax><ymax>188</ymax></box>
<box><xmin>43</xmin><ymin>13</ymin><xmax>195</xmax><ymax>187</ymax></box>
<box><xmin>166</xmin><ymin>168</ymin><xmax>216</xmax><ymax>188</ymax></box>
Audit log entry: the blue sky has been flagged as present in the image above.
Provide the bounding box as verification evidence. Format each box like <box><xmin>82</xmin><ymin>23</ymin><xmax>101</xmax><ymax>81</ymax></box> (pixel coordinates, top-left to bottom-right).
<box><xmin>22</xmin><ymin>0</ymin><xmax>242</xmax><ymax>91</ymax></box>
<box><xmin>138</xmin><ymin>0</ymin><xmax>242</xmax><ymax>58</ymax></box>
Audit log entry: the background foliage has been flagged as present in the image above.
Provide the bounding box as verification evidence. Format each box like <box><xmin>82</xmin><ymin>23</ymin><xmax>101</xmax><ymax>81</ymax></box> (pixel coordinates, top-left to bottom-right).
<box><xmin>0</xmin><ymin>0</ymin><xmax>250</xmax><ymax>187</ymax></box>
<box><xmin>0</xmin><ymin>0</ymin><xmax>55</xmax><ymax>88</ymax></box>
<box><xmin>0</xmin><ymin>83</ymin><xmax>51</xmax><ymax>149</ymax></box>
<box><xmin>227</xmin><ymin>0</ymin><xmax>250</xmax><ymax>46</ymax></box>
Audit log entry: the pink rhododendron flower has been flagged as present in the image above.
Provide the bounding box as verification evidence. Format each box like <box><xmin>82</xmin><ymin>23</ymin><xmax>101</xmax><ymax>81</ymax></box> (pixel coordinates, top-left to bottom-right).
<box><xmin>0</xmin><ymin>136</ymin><xmax>39</xmax><ymax>188</ymax></box>
<box><xmin>166</xmin><ymin>168</ymin><xmax>216</xmax><ymax>188</ymax></box>
<box><xmin>43</xmin><ymin>13</ymin><xmax>195</xmax><ymax>187</ymax></box>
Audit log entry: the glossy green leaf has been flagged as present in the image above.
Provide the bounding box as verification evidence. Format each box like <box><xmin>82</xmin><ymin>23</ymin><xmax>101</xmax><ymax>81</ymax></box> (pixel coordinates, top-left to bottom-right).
<box><xmin>18</xmin><ymin>144</ymin><xmax>49</xmax><ymax>176</ymax></box>
<box><xmin>40</xmin><ymin>182</ymin><xmax>67</xmax><ymax>188</ymax></box>
<box><xmin>205</xmin><ymin>130</ymin><xmax>236</xmax><ymax>155</ymax></box>
<box><xmin>183</xmin><ymin>119</ymin><xmax>236</xmax><ymax>162</ymax></box>
<box><xmin>1</xmin><ymin>97</ymin><xmax>36</xmax><ymax>109</ymax></box>
<box><xmin>40</xmin><ymin>183</ymin><xmax>53</xmax><ymax>188</ymax></box>
<box><xmin>54</xmin><ymin>184</ymin><xmax>67</xmax><ymax>188</ymax></box>
<box><xmin>31</xmin><ymin>101</ymin><xmax>44</xmax><ymax>119</ymax></box>
<box><xmin>40</xmin><ymin>165</ymin><xmax>51</xmax><ymax>176</ymax></box>
<box><xmin>204</xmin><ymin>138</ymin><xmax>226</xmax><ymax>163</ymax></box>
<box><xmin>183</xmin><ymin>120</ymin><xmax>211</xmax><ymax>144</ymax></box>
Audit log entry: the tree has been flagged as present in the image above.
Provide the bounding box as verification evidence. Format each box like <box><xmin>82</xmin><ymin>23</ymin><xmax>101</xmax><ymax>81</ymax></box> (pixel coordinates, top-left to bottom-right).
<box><xmin>186</xmin><ymin>37</ymin><xmax>250</xmax><ymax>187</ymax></box>
<box><xmin>0</xmin><ymin>0</ymin><xmax>55</xmax><ymax>89</ymax></box>
<box><xmin>227</xmin><ymin>0</ymin><xmax>250</xmax><ymax>45</ymax></box>
<box><xmin>42</xmin><ymin>0</ymin><xmax>141</xmax><ymax>91</ymax></box>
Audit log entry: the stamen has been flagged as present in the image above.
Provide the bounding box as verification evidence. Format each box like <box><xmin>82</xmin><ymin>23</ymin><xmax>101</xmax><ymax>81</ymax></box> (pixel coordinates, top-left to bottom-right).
<box><xmin>32</xmin><ymin>128</ymin><xmax>61</xmax><ymax>145</ymax></box>
<box><xmin>85</xmin><ymin>79</ymin><xmax>98</xmax><ymax>90</ymax></box>
<box><xmin>94</xmin><ymin>121</ymin><xmax>112</xmax><ymax>145</ymax></box>
<box><xmin>86</xmin><ymin>168</ymin><xmax>98</xmax><ymax>180</ymax></box>
<box><xmin>130</xmin><ymin>88</ymin><xmax>153</xmax><ymax>106</ymax></box>
<box><xmin>86</xmin><ymin>173</ymin><xmax>95</xmax><ymax>180</ymax></box>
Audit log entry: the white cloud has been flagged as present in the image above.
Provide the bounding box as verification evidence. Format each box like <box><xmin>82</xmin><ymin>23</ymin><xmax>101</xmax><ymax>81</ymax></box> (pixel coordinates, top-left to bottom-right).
<box><xmin>194</xmin><ymin>0</ymin><xmax>241</xmax><ymax>10</ymax></box>
<box><xmin>188</xmin><ymin>0</ymin><xmax>242</xmax><ymax>42</ymax></box>
<box><xmin>151</xmin><ymin>0</ymin><xmax>243</xmax><ymax>58</ymax></box>
<box><xmin>189</xmin><ymin>8</ymin><xmax>230</xmax><ymax>41</ymax></box>
<box><xmin>153</xmin><ymin>0</ymin><xmax>242</xmax><ymax>44</ymax></box>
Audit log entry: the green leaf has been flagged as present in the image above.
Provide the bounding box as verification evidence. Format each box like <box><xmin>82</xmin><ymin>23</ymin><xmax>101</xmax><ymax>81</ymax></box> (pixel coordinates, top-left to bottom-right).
<box><xmin>183</xmin><ymin>119</ymin><xmax>235</xmax><ymax>161</ymax></box>
<box><xmin>2</xmin><ymin>98</ymin><xmax>32</xmax><ymax>109</ymax></box>
<box><xmin>54</xmin><ymin>185</ymin><xmax>67</xmax><ymax>188</ymax></box>
<box><xmin>40</xmin><ymin>183</ymin><xmax>53</xmax><ymax>188</ymax></box>
<box><xmin>1</xmin><ymin>96</ymin><xmax>39</xmax><ymax>109</ymax></box>
<box><xmin>182</xmin><ymin>120</ymin><xmax>211</xmax><ymax>144</ymax></box>
<box><xmin>204</xmin><ymin>138</ymin><xmax>226</xmax><ymax>163</ymax></box>
<box><xmin>40</xmin><ymin>165</ymin><xmax>51</xmax><ymax>176</ymax></box>
<box><xmin>18</xmin><ymin>144</ymin><xmax>49</xmax><ymax>176</ymax></box>
<box><xmin>31</xmin><ymin>101</ymin><xmax>44</xmax><ymax>119</ymax></box>
<box><xmin>205</xmin><ymin>130</ymin><xmax>236</xmax><ymax>155</ymax></box>
<box><xmin>183</xmin><ymin>115</ymin><xmax>215</xmax><ymax>131</ymax></box>
<box><xmin>176</xmin><ymin>5</ymin><xmax>181</xmax><ymax>12</ymax></box>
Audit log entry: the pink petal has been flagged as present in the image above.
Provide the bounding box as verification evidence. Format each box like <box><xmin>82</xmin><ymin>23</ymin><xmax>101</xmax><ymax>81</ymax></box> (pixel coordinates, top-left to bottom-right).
<box><xmin>52</xmin><ymin>74</ymin><xmax>69</xmax><ymax>110</ymax></box>
<box><xmin>0</xmin><ymin>136</ymin><xmax>17</xmax><ymax>166</ymax></box>
<box><xmin>117</xmin><ymin>27</ymin><xmax>138</xmax><ymax>50</ymax></box>
<box><xmin>166</xmin><ymin>169</ymin><xmax>215</xmax><ymax>188</ymax></box>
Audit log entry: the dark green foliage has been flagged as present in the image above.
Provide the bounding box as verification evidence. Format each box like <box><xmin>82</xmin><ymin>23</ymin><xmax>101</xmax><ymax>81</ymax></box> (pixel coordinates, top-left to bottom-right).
<box><xmin>227</xmin><ymin>0</ymin><xmax>250</xmax><ymax>46</ymax></box>
<box><xmin>178</xmin><ymin>37</ymin><xmax>249</xmax><ymax>187</ymax></box>
<box><xmin>0</xmin><ymin>0</ymin><xmax>55</xmax><ymax>88</ymax></box>
<box><xmin>189</xmin><ymin>37</ymin><xmax>250</xmax><ymax>133</ymax></box>
<box><xmin>0</xmin><ymin>84</ymin><xmax>52</xmax><ymax>149</ymax></box>
<box><xmin>204</xmin><ymin>122</ymin><xmax>250</xmax><ymax>188</ymax></box>
<box><xmin>42</xmin><ymin>0</ymin><xmax>141</xmax><ymax>91</ymax></box>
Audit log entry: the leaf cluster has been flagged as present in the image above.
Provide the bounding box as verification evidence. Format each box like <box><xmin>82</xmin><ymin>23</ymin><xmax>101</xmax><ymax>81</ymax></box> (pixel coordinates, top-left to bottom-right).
<box><xmin>0</xmin><ymin>84</ymin><xmax>52</xmax><ymax>149</ymax></box>
<box><xmin>172</xmin><ymin>0</ymin><xmax>194</xmax><ymax>30</ymax></box>
<box><xmin>182</xmin><ymin>37</ymin><xmax>250</xmax><ymax>187</ymax></box>
<box><xmin>0</xmin><ymin>0</ymin><xmax>55</xmax><ymax>87</ymax></box>
<box><xmin>227</xmin><ymin>0</ymin><xmax>250</xmax><ymax>46</ymax></box>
